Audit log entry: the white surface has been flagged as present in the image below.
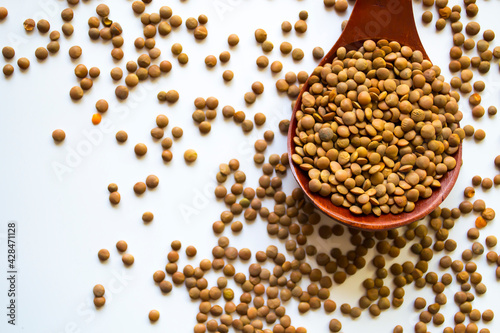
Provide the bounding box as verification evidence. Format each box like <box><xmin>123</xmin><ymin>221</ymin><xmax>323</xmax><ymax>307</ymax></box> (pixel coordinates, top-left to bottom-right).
<box><xmin>0</xmin><ymin>0</ymin><xmax>499</xmax><ymax>332</ymax></box>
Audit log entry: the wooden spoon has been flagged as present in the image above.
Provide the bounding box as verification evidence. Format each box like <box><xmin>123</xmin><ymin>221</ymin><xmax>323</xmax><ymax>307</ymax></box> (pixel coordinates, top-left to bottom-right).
<box><xmin>287</xmin><ymin>0</ymin><xmax>463</xmax><ymax>230</ymax></box>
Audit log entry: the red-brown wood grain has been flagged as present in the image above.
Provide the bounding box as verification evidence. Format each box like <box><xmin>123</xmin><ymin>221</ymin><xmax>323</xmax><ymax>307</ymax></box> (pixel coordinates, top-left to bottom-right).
<box><xmin>287</xmin><ymin>0</ymin><xmax>463</xmax><ymax>230</ymax></box>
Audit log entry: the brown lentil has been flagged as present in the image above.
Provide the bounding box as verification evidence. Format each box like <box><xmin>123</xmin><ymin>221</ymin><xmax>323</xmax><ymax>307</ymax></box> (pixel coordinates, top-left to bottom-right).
<box><xmin>93</xmin><ymin>284</ymin><xmax>105</xmax><ymax>297</ymax></box>
<box><xmin>2</xmin><ymin>46</ymin><xmax>15</xmax><ymax>59</ymax></box>
<box><xmin>145</xmin><ymin>175</ymin><xmax>159</xmax><ymax>189</ymax></box>
<box><xmin>172</xmin><ymin>127</ymin><xmax>183</xmax><ymax>138</ymax></box>
<box><xmin>17</xmin><ymin>57</ymin><xmax>30</xmax><ymax>70</ymax></box>
<box><xmin>122</xmin><ymin>253</ymin><xmax>134</xmax><ymax>265</ymax></box>
<box><xmin>98</xmin><ymin>249</ymin><xmax>110</xmax><ymax>261</ymax></box>
<box><xmin>36</xmin><ymin>19</ymin><xmax>50</xmax><ymax>33</ymax></box>
<box><xmin>222</xmin><ymin>70</ymin><xmax>234</xmax><ymax>81</ymax></box>
<box><xmin>24</xmin><ymin>19</ymin><xmax>35</xmax><ymax>31</ymax></box>
<box><xmin>3</xmin><ymin>64</ymin><xmax>13</xmax><ymax>76</ymax></box>
<box><xmin>256</xmin><ymin>56</ymin><xmax>269</xmax><ymax>68</ymax></box>
<box><xmin>292</xmin><ymin>48</ymin><xmax>304</xmax><ymax>60</ymax></box>
<box><xmin>52</xmin><ymin>129</ymin><xmax>66</xmax><ymax>142</ymax></box>
<box><xmin>312</xmin><ymin>47</ymin><xmax>324</xmax><ymax>59</ymax></box>
<box><xmin>280</xmin><ymin>42</ymin><xmax>293</xmax><ymax>54</ymax></box>
<box><xmin>295</xmin><ymin>20</ymin><xmax>307</xmax><ymax>33</ymax></box>
<box><xmin>0</xmin><ymin>7</ymin><xmax>7</xmax><ymax>20</ymax></box>
<box><xmin>219</xmin><ymin>51</ymin><xmax>230</xmax><ymax>62</ymax></box>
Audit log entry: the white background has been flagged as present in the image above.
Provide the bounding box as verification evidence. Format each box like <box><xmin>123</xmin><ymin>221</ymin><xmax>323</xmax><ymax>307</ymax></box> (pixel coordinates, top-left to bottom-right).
<box><xmin>0</xmin><ymin>0</ymin><xmax>499</xmax><ymax>332</ymax></box>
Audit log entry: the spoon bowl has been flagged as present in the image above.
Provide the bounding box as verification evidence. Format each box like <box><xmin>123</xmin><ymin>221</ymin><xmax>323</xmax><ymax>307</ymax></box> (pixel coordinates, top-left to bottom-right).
<box><xmin>288</xmin><ymin>0</ymin><xmax>463</xmax><ymax>230</ymax></box>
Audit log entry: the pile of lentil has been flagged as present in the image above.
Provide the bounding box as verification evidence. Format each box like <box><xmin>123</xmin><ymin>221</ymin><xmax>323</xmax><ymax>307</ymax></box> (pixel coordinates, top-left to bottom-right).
<box><xmin>1</xmin><ymin>0</ymin><xmax>500</xmax><ymax>332</ymax></box>
<box><xmin>168</xmin><ymin>150</ymin><xmax>497</xmax><ymax>333</ymax></box>
<box><xmin>292</xmin><ymin>39</ymin><xmax>464</xmax><ymax>216</ymax></box>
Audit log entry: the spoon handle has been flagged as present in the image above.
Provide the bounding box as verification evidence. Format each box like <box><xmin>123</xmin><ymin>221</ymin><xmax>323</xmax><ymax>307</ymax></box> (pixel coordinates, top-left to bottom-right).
<box><xmin>327</xmin><ymin>0</ymin><xmax>427</xmax><ymax>60</ymax></box>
